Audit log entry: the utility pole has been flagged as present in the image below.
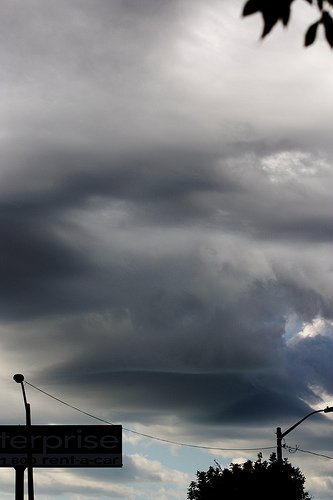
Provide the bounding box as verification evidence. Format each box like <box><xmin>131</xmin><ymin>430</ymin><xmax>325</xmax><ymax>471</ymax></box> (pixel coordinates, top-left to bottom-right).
<box><xmin>14</xmin><ymin>465</ymin><xmax>24</xmax><ymax>500</ymax></box>
<box><xmin>276</xmin><ymin>426</ymin><xmax>283</xmax><ymax>464</ymax></box>
<box><xmin>276</xmin><ymin>406</ymin><xmax>333</xmax><ymax>464</ymax></box>
<box><xmin>13</xmin><ymin>374</ymin><xmax>35</xmax><ymax>500</ymax></box>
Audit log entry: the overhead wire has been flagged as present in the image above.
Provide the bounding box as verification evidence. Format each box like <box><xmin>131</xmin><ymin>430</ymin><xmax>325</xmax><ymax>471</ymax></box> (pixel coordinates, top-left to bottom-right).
<box><xmin>28</xmin><ymin>381</ymin><xmax>333</xmax><ymax>459</ymax></box>
<box><xmin>297</xmin><ymin>448</ymin><xmax>333</xmax><ymax>460</ymax></box>
<box><xmin>26</xmin><ymin>381</ymin><xmax>111</xmax><ymax>424</ymax></box>
<box><xmin>284</xmin><ymin>444</ymin><xmax>333</xmax><ymax>460</ymax></box>
<box><xmin>25</xmin><ymin>380</ymin><xmax>276</xmax><ymax>452</ymax></box>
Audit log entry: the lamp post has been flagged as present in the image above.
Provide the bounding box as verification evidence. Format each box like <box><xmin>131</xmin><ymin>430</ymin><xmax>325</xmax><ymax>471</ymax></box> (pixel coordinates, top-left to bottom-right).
<box><xmin>13</xmin><ymin>374</ymin><xmax>35</xmax><ymax>500</ymax></box>
<box><xmin>276</xmin><ymin>406</ymin><xmax>333</xmax><ymax>464</ymax></box>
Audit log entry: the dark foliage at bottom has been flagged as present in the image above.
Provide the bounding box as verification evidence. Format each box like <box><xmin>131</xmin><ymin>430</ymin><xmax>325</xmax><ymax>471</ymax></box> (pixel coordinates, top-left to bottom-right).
<box><xmin>188</xmin><ymin>453</ymin><xmax>311</xmax><ymax>500</ymax></box>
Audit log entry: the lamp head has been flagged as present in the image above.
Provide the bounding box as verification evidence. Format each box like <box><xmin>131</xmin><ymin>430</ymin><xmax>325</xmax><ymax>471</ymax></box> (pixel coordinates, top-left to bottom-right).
<box><xmin>323</xmin><ymin>406</ymin><xmax>333</xmax><ymax>413</ymax></box>
<box><xmin>13</xmin><ymin>374</ymin><xmax>25</xmax><ymax>384</ymax></box>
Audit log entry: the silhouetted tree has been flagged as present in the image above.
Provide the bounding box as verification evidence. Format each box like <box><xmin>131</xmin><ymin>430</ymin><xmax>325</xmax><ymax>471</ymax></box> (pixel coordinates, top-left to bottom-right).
<box><xmin>242</xmin><ymin>0</ymin><xmax>333</xmax><ymax>48</ymax></box>
<box><xmin>187</xmin><ymin>453</ymin><xmax>311</xmax><ymax>500</ymax></box>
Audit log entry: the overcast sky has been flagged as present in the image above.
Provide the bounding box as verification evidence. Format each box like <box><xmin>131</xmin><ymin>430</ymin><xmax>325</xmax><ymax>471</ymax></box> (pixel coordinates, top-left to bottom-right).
<box><xmin>1</xmin><ymin>0</ymin><xmax>333</xmax><ymax>498</ymax></box>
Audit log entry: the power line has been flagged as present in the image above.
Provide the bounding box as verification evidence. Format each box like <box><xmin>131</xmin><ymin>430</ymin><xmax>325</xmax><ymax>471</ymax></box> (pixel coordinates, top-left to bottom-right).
<box><xmin>298</xmin><ymin>448</ymin><xmax>333</xmax><ymax>460</ymax></box>
<box><xmin>285</xmin><ymin>445</ymin><xmax>333</xmax><ymax>461</ymax></box>
<box><xmin>25</xmin><ymin>380</ymin><xmax>275</xmax><ymax>452</ymax></box>
<box><xmin>26</xmin><ymin>381</ymin><xmax>111</xmax><ymax>424</ymax></box>
<box><xmin>30</xmin><ymin>381</ymin><xmax>333</xmax><ymax>460</ymax></box>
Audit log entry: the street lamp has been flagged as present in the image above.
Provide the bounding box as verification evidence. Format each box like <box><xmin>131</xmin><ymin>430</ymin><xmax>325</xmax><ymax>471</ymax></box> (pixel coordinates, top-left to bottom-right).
<box><xmin>276</xmin><ymin>406</ymin><xmax>333</xmax><ymax>464</ymax></box>
<box><xmin>13</xmin><ymin>374</ymin><xmax>35</xmax><ymax>500</ymax></box>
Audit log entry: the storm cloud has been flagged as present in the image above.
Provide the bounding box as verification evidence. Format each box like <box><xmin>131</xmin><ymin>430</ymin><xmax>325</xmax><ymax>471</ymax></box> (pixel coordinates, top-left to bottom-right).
<box><xmin>0</xmin><ymin>0</ymin><xmax>333</xmax><ymax>499</ymax></box>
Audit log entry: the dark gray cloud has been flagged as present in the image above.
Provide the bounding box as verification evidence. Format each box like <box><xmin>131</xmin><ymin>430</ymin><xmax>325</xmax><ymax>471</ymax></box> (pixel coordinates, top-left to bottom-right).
<box><xmin>40</xmin><ymin>369</ymin><xmax>316</xmax><ymax>427</ymax></box>
<box><xmin>1</xmin><ymin>137</ymin><xmax>332</xmax><ymax>441</ymax></box>
<box><xmin>0</xmin><ymin>1</ymin><xmax>333</xmax><ymax>498</ymax></box>
<box><xmin>1</xmin><ymin>139</ymin><xmax>332</xmax><ymax>426</ymax></box>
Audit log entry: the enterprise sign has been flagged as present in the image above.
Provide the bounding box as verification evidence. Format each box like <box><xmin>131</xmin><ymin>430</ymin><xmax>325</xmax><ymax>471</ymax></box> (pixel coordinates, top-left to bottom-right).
<box><xmin>0</xmin><ymin>425</ymin><xmax>122</xmax><ymax>468</ymax></box>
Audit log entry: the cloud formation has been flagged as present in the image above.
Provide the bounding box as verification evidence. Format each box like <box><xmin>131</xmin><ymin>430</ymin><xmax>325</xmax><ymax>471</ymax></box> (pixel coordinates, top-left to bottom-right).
<box><xmin>0</xmin><ymin>0</ymin><xmax>333</xmax><ymax>498</ymax></box>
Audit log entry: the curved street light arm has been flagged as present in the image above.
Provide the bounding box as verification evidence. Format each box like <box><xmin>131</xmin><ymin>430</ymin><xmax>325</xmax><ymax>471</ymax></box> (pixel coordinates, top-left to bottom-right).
<box><xmin>276</xmin><ymin>406</ymin><xmax>333</xmax><ymax>464</ymax></box>
<box><xmin>281</xmin><ymin>409</ymin><xmax>322</xmax><ymax>439</ymax></box>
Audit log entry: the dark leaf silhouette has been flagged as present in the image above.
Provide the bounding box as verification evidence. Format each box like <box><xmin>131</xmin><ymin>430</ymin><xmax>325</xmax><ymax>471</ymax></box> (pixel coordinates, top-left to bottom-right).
<box><xmin>261</xmin><ymin>9</ymin><xmax>281</xmax><ymax>37</ymax></box>
<box><xmin>242</xmin><ymin>0</ymin><xmax>262</xmax><ymax>16</ymax></box>
<box><xmin>243</xmin><ymin>0</ymin><xmax>294</xmax><ymax>38</ymax></box>
<box><xmin>242</xmin><ymin>0</ymin><xmax>333</xmax><ymax>48</ymax></box>
<box><xmin>322</xmin><ymin>10</ymin><xmax>333</xmax><ymax>45</ymax></box>
<box><xmin>305</xmin><ymin>20</ymin><xmax>320</xmax><ymax>45</ymax></box>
